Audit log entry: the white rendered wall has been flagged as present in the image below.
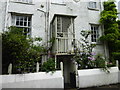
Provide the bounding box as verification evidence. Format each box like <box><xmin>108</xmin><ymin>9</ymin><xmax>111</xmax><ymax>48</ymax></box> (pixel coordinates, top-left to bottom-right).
<box><xmin>2</xmin><ymin>71</ymin><xmax>64</xmax><ymax>88</ymax></box>
<box><xmin>0</xmin><ymin>0</ymin><xmax>109</xmax><ymax>56</ymax></box>
<box><xmin>118</xmin><ymin>70</ymin><xmax>120</xmax><ymax>83</ymax></box>
<box><xmin>118</xmin><ymin>1</ymin><xmax>120</xmax><ymax>20</ymax></box>
<box><xmin>77</xmin><ymin>67</ymin><xmax>119</xmax><ymax>88</ymax></box>
<box><xmin>1</xmin><ymin>1</ymin><xmax>47</xmax><ymax>42</ymax></box>
<box><xmin>50</xmin><ymin>0</ymin><xmax>107</xmax><ymax>56</ymax></box>
<box><xmin>0</xmin><ymin>1</ymin><xmax>6</xmax><ymax>32</ymax></box>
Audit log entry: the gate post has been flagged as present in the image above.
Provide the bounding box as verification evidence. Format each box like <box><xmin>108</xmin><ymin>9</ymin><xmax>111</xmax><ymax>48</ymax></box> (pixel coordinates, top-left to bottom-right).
<box><xmin>36</xmin><ymin>62</ymin><xmax>39</xmax><ymax>72</ymax></box>
<box><xmin>75</xmin><ymin>62</ymin><xmax>79</xmax><ymax>88</ymax></box>
<box><xmin>116</xmin><ymin>60</ymin><xmax>119</xmax><ymax>67</ymax></box>
<box><xmin>55</xmin><ymin>55</ymin><xmax>57</xmax><ymax>69</ymax></box>
<box><xmin>8</xmin><ymin>63</ymin><xmax>12</xmax><ymax>74</ymax></box>
<box><xmin>60</xmin><ymin>62</ymin><xmax>63</xmax><ymax>76</ymax></box>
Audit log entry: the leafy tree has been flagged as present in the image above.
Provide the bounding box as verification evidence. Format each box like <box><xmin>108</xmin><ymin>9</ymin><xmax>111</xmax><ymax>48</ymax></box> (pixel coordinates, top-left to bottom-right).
<box><xmin>2</xmin><ymin>26</ymin><xmax>45</xmax><ymax>74</ymax></box>
<box><xmin>99</xmin><ymin>0</ymin><xmax>120</xmax><ymax>62</ymax></box>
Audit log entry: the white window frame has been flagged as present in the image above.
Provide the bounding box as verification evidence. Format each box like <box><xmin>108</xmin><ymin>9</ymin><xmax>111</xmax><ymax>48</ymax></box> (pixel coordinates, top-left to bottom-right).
<box><xmin>56</xmin><ymin>16</ymin><xmax>73</xmax><ymax>38</ymax></box>
<box><xmin>14</xmin><ymin>0</ymin><xmax>32</xmax><ymax>4</ymax></box>
<box><xmin>91</xmin><ymin>24</ymin><xmax>99</xmax><ymax>42</ymax></box>
<box><xmin>51</xmin><ymin>0</ymin><xmax>65</xmax><ymax>5</ymax></box>
<box><xmin>12</xmin><ymin>14</ymin><xmax>32</xmax><ymax>36</ymax></box>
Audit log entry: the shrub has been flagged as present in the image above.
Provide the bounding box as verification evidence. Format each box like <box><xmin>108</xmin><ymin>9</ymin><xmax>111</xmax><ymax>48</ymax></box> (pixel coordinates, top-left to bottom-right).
<box><xmin>73</xmin><ymin>30</ymin><xmax>115</xmax><ymax>73</ymax></box>
<box><xmin>2</xmin><ymin>26</ymin><xmax>45</xmax><ymax>74</ymax></box>
<box><xmin>41</xmin><ymin>58</ymin><xmax>55</xmax><ymax>73</ymax></box>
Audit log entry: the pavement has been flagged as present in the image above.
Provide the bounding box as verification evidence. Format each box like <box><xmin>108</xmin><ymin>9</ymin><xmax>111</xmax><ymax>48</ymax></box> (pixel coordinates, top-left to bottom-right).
<box><xmin>65</xmin><ymin>83</ymin><xmax>120</xmax><ymax>90</ymax></box>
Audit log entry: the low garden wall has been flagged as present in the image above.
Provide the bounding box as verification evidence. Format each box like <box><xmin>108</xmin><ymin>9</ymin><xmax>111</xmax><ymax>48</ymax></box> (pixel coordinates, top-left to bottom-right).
<box><xmin>2</xmin><ymin>71</ymin><xmax>64</xmax><ymax>88</ymax></box>
<box><xmin>118</xmin><ymin>71</ymin><xmax>120</xmax><ymax>83</ymax></box>
<box><xmin>77</xmin><ymin>67</ymin><xmax>119</xmax><ymax>88</ymax></box>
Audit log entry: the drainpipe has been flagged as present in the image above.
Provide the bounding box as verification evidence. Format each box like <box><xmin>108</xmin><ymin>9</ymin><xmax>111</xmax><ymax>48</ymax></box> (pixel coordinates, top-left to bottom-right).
<box><xmin>46</xmin><ymin>0</ymin><xmax>50</xmax><ymax>50</ymax></box>
<box><xmin>46</xmin><ymin>0</ymin><xmax>51</xmax><ymax>60</ymax></box>
<box><xmin>60</xmin><ymin>62</ymin><xmax>63</xmax><ymax>76</ymax></box>
<box><xmin>4</xmin><ymin>0</ymin><xmax>9</xmax><ymax>31</ymax></box>
<box><xmin>37</xmin><ymin>0</ymin><xmax>50</xmax><ymax>61</ymax></box>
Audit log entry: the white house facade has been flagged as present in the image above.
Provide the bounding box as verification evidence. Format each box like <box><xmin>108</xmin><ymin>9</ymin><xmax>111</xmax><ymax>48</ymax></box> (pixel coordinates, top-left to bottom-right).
<box><xmin>1</xmin><ymin>0</ymin><xmax>111</xmax><ymax>87</ymax></box>
<box><xmin>0</xmin><ymin>0</ymin><xmax>109</xmax><ymax>58</ymax></box>
<box><xmin>118</xmin><ymin>1</ymin><xmax>120</xmax><ymax>20</ymax></box>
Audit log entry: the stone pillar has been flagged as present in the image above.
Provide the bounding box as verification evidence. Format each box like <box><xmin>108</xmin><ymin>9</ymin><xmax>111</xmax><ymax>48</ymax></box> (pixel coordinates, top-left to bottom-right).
<box><xmin>36</xmin><ymin>62</ymin><xmax>39</xmax><ymax>72</ymax></box>
<box><xmin>116</xmin><ymin>60</ymin><xmax>119</xmax><ymax>67</ymax></box>
<box><xmin>8</xmin><ymin>63</ymin><xmax>12</xmax><ymax>74</ymax></box>
<box><xmin>60</xmin><ymin>62</ymin><xmax>63</xmax><ymax>76</ymax></box>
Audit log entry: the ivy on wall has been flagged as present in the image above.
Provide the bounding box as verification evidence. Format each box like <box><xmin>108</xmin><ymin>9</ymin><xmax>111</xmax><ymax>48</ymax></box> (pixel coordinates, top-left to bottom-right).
<box><xmin>100</xmin><ymin>0</ymin><xmax>120</xmax><ymax>61</ymax></box>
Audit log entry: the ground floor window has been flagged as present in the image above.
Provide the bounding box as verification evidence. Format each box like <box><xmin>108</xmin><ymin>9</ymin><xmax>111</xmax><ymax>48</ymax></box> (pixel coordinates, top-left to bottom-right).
<box><xmin>91</xmin><ymin>24</ymin><xmax>99</xmax><ymax>42</ymax></box>
<box><xmin>11</xmin><ymin>14</ymin><xmax>32</xmax><ymax>36</ymax></box>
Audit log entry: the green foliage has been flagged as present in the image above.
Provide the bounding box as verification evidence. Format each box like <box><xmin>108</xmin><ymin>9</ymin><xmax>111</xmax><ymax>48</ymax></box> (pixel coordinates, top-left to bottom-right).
<box><xmin>41</xmin><ymin>58</ymin><xmax>55</xmax><ymax>73</ymax></box>
<box><xmin>94</xmin><ymin>54</ymin><xmax>106</xmax><ymax>68</ymax></box>
<box><xmin>112</xmin><ymin>52</ymin><xmax>120</xmax><ymax>60</ymax></box>
<box><xmin>73</xmin><ymin>30</ymin><xmax>96</xmax><ymax>69</ymax></box>
<box><xmin>99</xmin><ymin>0</ymin><xmax>120</xmax><ymax>61</ymax></box>
<box><xmin>73</xmin><ymin>30</ymin><xmax>115</xmax><ymax>73</ymax></box>
<box><xmin>2</xmin><ymin>26</ymin><xmax>45</xmax><ymax>74</ymax></box>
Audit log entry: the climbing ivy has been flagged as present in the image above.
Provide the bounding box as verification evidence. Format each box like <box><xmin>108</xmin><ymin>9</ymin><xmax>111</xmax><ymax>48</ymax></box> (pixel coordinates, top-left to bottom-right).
<box><xmin>100</xmin><ymin>0</ymin><xmax>120</xmax><ymax>62</ymax></box>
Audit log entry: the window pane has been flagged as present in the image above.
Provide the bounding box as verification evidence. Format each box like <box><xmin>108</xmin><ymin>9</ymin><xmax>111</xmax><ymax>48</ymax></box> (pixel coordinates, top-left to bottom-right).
<box><xmin>91</xmin><ymin>26</ymin><xmax>93</xmax><ymax>30</ymax></box>
<box><xmin>89</xmin><ymin>2</ymin><xmax>97</xmax><ymax>9</ymax></box>
<box><xmin>62</xmin><ymin>16</ymin><xmax>71</xmax><ymax>33</ymax></box>
<box><xmin>24</xmin><ymin>16</ymin><xmax>27</xmax><ymax>21</ymax></box>
<box><xmin>28</xmin><ymin>17</ymin><xmax>31</xmax><ymax>21</ymax></box>
<box><xmin>16</xmin><ymin>21</ymin><xmax>19</xmax><ymax>25</ymax></box>
<box><xmin>93</xmin><ymin>2</ymin><xmax>96</xmax><ymax>8</ymax></box>
<box><xmin>20</xmin><ymin>17</ymin><xmax>23</xmax><ymax>21</ymax></box>
<box><xmin>16</xmin><ymin>16</ymin><xmax>19</xmax><ymax>21</ymax></box>
<box><xmin>29</xmin><ymin>0</ymin><xmax>32</xmax><ymax>3</ymax></box>
<box><xmin>12</xmin><ymin>15</ymin><xmax>31</xmax><ymax>36</ymax></box>
<box><xmin>24</xmin><ymin>22</ymin><xmax>27</xmax><ymax>26</ymax></box>
<box><xmin>57</xmin><ymin>17</ymin><xmax>61</xmax><ymax>32</ymax></box>
<box><xmin>91</xmin><ymin>25</ymin><xmax>99</xmax><ymax>42</ymax></box>
<box><xmin>28</xmin><ymin>22</ymin><xmax>31</xmax><ymax>26</ymax></box>
<box><xmin>20</xmin><ymin>21</ymin><xmax>23</xmax><ymax>26</ymax></box>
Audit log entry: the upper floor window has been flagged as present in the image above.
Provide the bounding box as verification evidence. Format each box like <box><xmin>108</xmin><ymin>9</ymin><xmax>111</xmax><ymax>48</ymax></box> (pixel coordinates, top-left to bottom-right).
<box><xmin>88</xmin><ymin>1</ymin><xmax>97</xmax><ymax>9</ymax></box>
<box><xmin>91</xmin><ymin>24</ymin><xmax>99</xmax><ymax>42</ymax></box>
<box><xmin>12</xmin><ymin>14</ymin><xmax>32</xmax><ymax>36</ymax></box>
<box><xmin>15</xmin><ymin>0</ymin><xmax>32</xmax><ymax>4</ymax></box>
<box><xmin>56</xmin><ymin>16</ymin><xmax>72</xmax><ymax>37</ymax></box>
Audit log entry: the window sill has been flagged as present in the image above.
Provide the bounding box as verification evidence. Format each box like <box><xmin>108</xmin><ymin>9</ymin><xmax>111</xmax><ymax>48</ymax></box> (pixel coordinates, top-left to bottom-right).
<box><xmin>91</xmin><ymin>42</ymin><xmax>96</xmax><ymax>44</ymax></box>
<box><xmin>88</xmin><ymin>7</ymin><xmax>99</xmax><ymax>11</ymax></box>
<box><xmin>51</xmin><ymin>3</ymin><xmax>66</xmax><ymax>6</ymax></box>
<box><xmin>91</xmin><ymin>41</ymin><xmax>102</xmax><ymax>45</ymax></box>
<box><xmin>10</xmin><ymin>1</ymin><xmax>35</xmax><ymax>5</ymax></box>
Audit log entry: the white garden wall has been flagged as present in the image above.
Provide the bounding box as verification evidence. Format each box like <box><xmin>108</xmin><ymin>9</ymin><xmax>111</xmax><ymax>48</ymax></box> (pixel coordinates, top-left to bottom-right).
<box><xmin>2</xmin><ymin>71</ymin><xmax>64</xmax><ymax>88</ymax></box>
<box><xmin>118</xmin><ymin>71</ymin><xmax>120</xmax><ymax>83</ymax></box>
<box><xmin>77</xmin><ymin>67</ymin><xmax>119</xmax><ymax>88</ymax></box>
